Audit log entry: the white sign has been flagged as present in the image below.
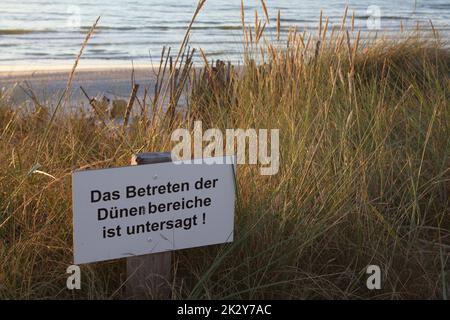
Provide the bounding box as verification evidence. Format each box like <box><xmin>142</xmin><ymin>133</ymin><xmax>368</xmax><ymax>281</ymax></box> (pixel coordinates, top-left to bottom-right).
<box><xmin>72</xmin><ymin>156</ymin><xmax>236</xmax><ymax>264</ymax></box>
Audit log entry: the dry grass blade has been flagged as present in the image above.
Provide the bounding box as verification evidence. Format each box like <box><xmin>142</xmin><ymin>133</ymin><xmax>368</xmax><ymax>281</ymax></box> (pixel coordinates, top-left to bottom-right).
<box><xmin>351</xmin><ymin>10</ymin><xmax>355</xmax><ymax>32</ymax></box>
<box><xmin>340</xmin><ymin>6</ymin><xmax>348</xmax><ymax>31</ymax></box>
<box><xmin>63</xmin><ymin>16</ymin><xmax>101</xmax><ymax>108</ymax></box>
<box><xmin>158</xmin><ymin>0</ymin><xmax>206</xmax><ymax>119</ymax></box>
<box><xmin>319</xmin><ymin>10</ymin><xmax>323</xmax><ymax>38</ymax></box>
<box><xmin>37</xmin><ymin>16</ymin><xmax>100</xmax><ymax>156</ymax></box>
<box><xmin>260</xmin><ymin>0</ymin><xmax>270</xmax><ymax>23</ymax></box>
<box><xmin>277</xmin><ymin>10</ymin><xmax>281</xmax><ymax>41</ymax></box>
<box><xmin>241</xmin><ymin>0</ymin><xmax>245</xmax><ymax>29</ymax></box>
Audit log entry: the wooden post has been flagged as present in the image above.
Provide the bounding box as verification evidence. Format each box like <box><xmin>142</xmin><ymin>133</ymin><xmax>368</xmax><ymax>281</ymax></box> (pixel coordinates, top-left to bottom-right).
<box><xmin>127</xmin><ymin>152</ymin><xmax>172</xmax><ymax>299</ymax></box>
<box><xmin>123</xmin><ymin>84</ymin><xmax>139</xmax><ymax>127</ymax></box>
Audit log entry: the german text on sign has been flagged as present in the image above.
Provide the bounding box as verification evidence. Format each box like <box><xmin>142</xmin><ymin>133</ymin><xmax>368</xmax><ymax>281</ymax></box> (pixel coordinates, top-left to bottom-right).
<box><xmin>72</xmin><ymin>156</ymin><xmax>236</xmax><ymax>264</ymax></box>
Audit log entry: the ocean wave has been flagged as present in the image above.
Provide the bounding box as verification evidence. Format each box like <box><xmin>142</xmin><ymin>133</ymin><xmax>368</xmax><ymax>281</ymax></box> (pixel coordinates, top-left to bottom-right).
<box><xmin>79</xmin><ymin>26</ymin><xmax>141</xmax><ymax>31</ymax></box>
<box><xmin>79</xmin><ymin>25</ymin><xmax>244</xmax><ymax>32</ymax></box>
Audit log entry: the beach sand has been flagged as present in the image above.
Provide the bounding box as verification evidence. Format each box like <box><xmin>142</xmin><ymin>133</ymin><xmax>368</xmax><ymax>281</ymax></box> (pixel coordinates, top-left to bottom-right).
<box><xmin>0</xmin><ymin>63</ymin><xmax>159</xmax><ymax>107</ymax></box>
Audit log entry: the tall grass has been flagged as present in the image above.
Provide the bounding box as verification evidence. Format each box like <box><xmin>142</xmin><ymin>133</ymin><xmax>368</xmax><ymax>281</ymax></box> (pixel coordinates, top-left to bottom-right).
<box><xmin>0</xmin><ymin>4</ymin><xmax>449</xmax><ymax>299</ymax></box>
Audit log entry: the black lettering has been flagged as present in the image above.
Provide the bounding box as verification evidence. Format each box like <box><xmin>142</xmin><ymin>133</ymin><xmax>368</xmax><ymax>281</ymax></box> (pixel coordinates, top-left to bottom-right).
<box><xmin>148</xmin><ymin>202</ymin><xmax>157</xmax><ymax>214</ymax></box>
<box><xmin>98</xmin><ymin>208</ymin><xmax>108</xmax><ymax>221</ymax></box>
<box><xmin>195</xmin><ymin>177</ymin><xmax>204</xmax><ymax>190</ymax></box>
<box><xmin>151</xmin><ymin>222</ymin><xmax>159</xmax><ymax>231</ymax></box>
<box><xmin>112</xmin><ymin>190</ymin><xmax>120</xmax><ymax>200</ymax></box>
<box><xmin>126</xmin><ymin>186</ymin><xmax>136</xmax><ymax>198</ymax></box>
<box><xmin>172</xmin><ymin>202</ymin><xmax>180</xmax><ymax>210</ymax></box>
<box><xmin>91</xmin><ymin>190</ymin><xmax>101</xmax><ymax>203</ymax></box>
<box><xmin>158</xmin><ymin>185</ymin><xmax>166</xmax><ymax>194</ymax></box>
<box><xmin>165</xmin><ymin>220</ymin><xmax>174</xmax><ymax>229</ymax></box>
<box><xmin>102</xmin><ymin>192</ymin><xmax>112</xmax><ymax>202</ymax></box>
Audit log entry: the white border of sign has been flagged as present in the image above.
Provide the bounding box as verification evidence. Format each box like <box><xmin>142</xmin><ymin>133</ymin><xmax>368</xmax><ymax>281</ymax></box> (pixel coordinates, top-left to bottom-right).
<box><xmin>72</xmin><ymin>156</ymin><xmax>236</xmax><ymax>264</ymax></box>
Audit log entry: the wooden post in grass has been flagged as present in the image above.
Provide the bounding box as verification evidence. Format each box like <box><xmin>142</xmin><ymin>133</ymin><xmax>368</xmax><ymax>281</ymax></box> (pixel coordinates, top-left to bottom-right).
<box><xmin>124</xmin><ymin>84</ymin><xmax>139</xmax><ymax>127</ymax></box>
<box><xmin>127</xmin><ymin>152</ymin><xmax>172</xmax><ymax>299</ymax></box>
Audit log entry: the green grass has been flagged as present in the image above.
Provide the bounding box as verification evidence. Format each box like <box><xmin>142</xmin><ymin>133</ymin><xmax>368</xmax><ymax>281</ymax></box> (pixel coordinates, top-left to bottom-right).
<box><xmin>0</xmin><ymin>5</ymin><xmax>449</xmax><ymax>299</ymax></box>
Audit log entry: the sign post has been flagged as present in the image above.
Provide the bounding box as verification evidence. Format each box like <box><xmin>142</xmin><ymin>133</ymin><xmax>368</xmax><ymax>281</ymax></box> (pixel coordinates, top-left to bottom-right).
<box><xmin>127</xmin><ymin>152</ymin><xmax>172</xmax><ymax>299</ymax></box>
<box><xmin>72</xmin><ymin>154</ymin><xmax>236</xmax><ymax>299</ymax></box>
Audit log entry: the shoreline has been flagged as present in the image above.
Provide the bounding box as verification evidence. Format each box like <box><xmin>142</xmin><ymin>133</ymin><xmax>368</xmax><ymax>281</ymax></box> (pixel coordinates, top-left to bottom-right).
<box><xmin>0</xmin><ymin>62</ymin><xmax>157</xmax><ymax>79</ymax></box>
<box><xmin>0</xmin><ymin>63</ymin><xmax>160</xmax><ymax>104</ymax></box>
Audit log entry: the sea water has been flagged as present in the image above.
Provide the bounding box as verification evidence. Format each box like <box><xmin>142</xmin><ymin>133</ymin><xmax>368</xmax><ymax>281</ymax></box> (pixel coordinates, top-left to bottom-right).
<box><xmin>0</xmin><ymin>0</ymin><xmax>449</xmax><ymax>68</ymax></box>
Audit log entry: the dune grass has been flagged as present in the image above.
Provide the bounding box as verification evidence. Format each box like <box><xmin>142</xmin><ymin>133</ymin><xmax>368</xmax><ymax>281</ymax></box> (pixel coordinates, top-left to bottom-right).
<box><xmin>0</xmin><ymin>4</ymin><xmax>449</xmax><ymax>299</ymax></box>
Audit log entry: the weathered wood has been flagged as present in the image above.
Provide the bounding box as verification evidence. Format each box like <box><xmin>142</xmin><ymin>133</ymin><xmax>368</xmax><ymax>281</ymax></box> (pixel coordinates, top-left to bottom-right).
<box><xmin>110</xmin><ymin>99</ymin><xmax>127</xmax><ymax>119</ymax></box>
<box><xmin>127</xmin><ymin>152</ymin><xmax>172</xmax><ymax>299</ymax></box>
<box><xmin>123</xmin><ymin>84</ymin><xmax>139</xmax><ymax>127</ymax></box>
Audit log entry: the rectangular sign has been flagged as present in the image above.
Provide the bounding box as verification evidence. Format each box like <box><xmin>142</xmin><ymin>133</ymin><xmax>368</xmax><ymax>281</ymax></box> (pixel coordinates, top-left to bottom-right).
<box><xmin>72</xmin><ymin>156</ymin><xmax>236</xmax><ymax>264</ymax></box>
